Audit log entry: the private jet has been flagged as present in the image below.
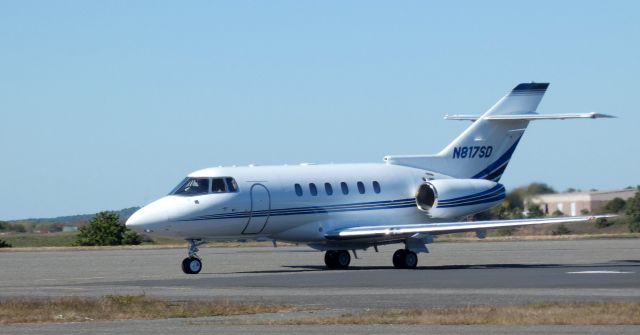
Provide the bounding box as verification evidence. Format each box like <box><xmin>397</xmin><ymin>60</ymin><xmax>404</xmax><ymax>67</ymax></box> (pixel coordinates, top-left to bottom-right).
<box><xmin>126</xmin><ymin>82</ymin><xmax>613</xmax><ymax>274</ymax></box>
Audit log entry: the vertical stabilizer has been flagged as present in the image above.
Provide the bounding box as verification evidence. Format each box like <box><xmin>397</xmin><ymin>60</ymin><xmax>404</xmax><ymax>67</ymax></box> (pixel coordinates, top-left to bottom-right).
<box><xmin>385</xmin><ymin>83</ymin><xmax>549</xmax><ymax>181</ymax></box>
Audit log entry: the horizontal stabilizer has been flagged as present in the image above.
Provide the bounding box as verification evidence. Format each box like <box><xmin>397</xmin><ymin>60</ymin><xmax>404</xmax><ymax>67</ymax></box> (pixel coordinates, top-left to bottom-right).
<box><xmin>445</xmin><ymin>112</ymin><xmax>615</xmax><ymax>121</ymax></box>
<box><xmin>325</xmin><ymin>215</ymin><xmax>615</xmax><ymax>240</ymax></box>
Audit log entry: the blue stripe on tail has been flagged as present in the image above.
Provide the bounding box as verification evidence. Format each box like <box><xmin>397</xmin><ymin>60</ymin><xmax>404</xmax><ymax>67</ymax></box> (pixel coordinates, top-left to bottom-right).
<box><xmin>471</xmin><ymin>137</ymin><xmax>522</xmax><ymax>181</ymax></box>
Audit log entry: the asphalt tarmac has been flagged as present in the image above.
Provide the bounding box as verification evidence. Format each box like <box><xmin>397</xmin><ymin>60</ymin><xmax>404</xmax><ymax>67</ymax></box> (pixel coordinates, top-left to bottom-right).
<box><xmin>1</xmin><ymin>239</ymin><xmax>640</xmax><ymax>334</ymax></box>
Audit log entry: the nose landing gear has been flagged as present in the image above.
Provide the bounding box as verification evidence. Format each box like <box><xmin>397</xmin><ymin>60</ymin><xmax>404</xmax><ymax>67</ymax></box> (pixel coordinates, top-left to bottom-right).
<box><xmin>182</xmin><ymin>239</ymin><xmax>206</xmax><ymax>274</ymax></box>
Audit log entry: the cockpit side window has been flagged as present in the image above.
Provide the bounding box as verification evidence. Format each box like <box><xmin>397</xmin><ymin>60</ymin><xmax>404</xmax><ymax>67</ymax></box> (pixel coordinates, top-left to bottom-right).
<box><xmin>172</xmin><ymin>178</ymin><xmax>210</xmax><ymax>196</ymax></box>
<box><xmin>168</xmin><ymin>177</ymin><xmax>189</xmax><ymax>195</ymax></box>
<box><xmin>225</xmin><ymin>178</ymin><xmax>238</xmax><ymax>192</ymax></box>
<box><xmin>211</xmin><ymin>178</ymin><xmax>226</xmax><ymax>193</ymax></box>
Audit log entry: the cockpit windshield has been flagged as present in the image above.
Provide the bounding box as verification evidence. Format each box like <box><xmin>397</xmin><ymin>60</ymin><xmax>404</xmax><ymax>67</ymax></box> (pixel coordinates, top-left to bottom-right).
<box><xmin>171</xmin><ymin>178</ymin><xmax>210</xmax><ymax>196</ymax></box>
<box><xmin>169</xmin><ymin>177</ymin><xmax>239</xmax><ymax>196</ymax></box>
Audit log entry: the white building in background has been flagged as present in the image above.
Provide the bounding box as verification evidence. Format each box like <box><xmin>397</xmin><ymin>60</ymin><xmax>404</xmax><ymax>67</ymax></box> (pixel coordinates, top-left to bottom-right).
<box><xmin>529</xmin><ymin>189</ymin><xmax>637</xmax><ymax>216</ymax></box>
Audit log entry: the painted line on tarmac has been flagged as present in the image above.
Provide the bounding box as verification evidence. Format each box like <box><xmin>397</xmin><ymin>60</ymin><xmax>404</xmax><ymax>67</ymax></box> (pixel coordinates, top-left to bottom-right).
<box><xmin>566</xmin><ymin>270</ymin><xmax>634</xmax><ymax>274</ymax></box>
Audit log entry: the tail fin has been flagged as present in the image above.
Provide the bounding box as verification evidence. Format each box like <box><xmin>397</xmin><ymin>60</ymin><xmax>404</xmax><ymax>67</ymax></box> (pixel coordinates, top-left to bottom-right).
<box><xmin>385</xmin><ymin>83</ymin><xmax>609</xmax><ymax>181</ymax></box>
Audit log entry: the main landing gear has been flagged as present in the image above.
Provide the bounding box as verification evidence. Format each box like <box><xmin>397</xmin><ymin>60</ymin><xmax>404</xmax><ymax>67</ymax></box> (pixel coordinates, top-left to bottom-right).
<box><xmin>182</xmin><ymin>239</ymin><xmax>206</xmax><ymax>274</ymax></box>
<box><xmin>323</xmin><ymin>248</ymin><xmax>420</xmax><ymax>269</ymax></box>
<box><xmin>324</xmin><ymin>250</ymin><xmax>351</xmax><ymax>269</ymax></box>
<box><xmin>392</xmin><ymin>249</ymin><xmax>418</xmax><ymax>269</ymax></box>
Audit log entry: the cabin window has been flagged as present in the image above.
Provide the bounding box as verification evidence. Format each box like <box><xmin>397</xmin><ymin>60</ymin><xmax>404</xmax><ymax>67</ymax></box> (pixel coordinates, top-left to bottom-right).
<box><xmin>212</xmin><ymin>178</ymin><xmax>226</xmax><ymax>193</ymax></box>
<box><xmin>357</xmin><ymin>181</ymin><xmax>365</xmax><ymax>194</ymax></box>
<box><xmin>172</xmin><ymin>178</ymin><xmax>210</xmax><ymax>196</ymax></box>
<box><xmin>325</xmin><ymin>183</ymin><xmax>333</xmax><ymax>195</ymax></box>
<box><xmin>373</xmin><ymin>181</ymin><xmax>381</xmax><ymax>194</ymax></box>
<box><xmin>295</xmin><ymin>184</ymin><xmax>303</xmax><ymax>196</ymax></box>
<box><xmin>341</xmin><ymin>182</ymin><xmax>349</xmax><ymax>195</ymax></box>
<box><xmin>309</xmin><ymin>183</ymin><xmax>318</xmax><ymax>196</ymax></box>
<box><xmin>225</xmin><ymin>178</ymin><xmax>238</xmax><ymax>192</ymax></box>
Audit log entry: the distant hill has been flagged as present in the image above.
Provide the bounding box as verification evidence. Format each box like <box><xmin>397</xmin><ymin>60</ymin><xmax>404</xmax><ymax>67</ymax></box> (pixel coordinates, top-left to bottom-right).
<box><xmin>10</xmin><ymin>207</ymin><xmax>141</xmax><ymax>225</ymax></box>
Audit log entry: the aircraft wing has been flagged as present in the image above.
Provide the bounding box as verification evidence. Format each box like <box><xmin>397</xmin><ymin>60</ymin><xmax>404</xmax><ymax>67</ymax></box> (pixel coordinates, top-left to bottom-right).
<box><xmin>325</xmin><ymin>215</ymin><xmax>614</xmax><ymax>240</ymax></box>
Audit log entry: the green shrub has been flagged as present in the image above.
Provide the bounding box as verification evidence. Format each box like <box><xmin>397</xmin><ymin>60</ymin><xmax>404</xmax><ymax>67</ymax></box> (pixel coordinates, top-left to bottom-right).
<box><xmin>496</xmin><ymin>227</ymin><xmax>516</xmax><ymax>236</ymax></box>
<box><xmin>122</xmin><ymin>229</ymin><xmax>142</xmax><ymax>245</ymax></box>
<box><xmin>0</xmin><ymin>239</ymin><xmax>12</xmax><ymax>248</ymax></box>
<box><xmin>594</xmin><ymin>218</ymin><xmax>613</xmax><ymax>229</ymax></box>
<box><xmin>629</xmin><ymin>220</ymin><xmax>640</xmax><ymax>233</ymax></box>
<box><xmin>626</xmin><ymin>189</ymin><xmax>640</xmax><ymax>233</ymax></box>
<box><xmin>76</xmin><ymin>211</ymin><xmax>141</xmax><ymax>246</ymax></box>
<box><xmin>526</xmin><ymin>203</ymin><xmax>544</xmax><ymax>218</ymax></box>
<box><xmin>0</xmin><ymin>221</ymin><xmax>26</xmax><ymax>233</ymax></box>
<box><xmin>552</xmin><ymin>224</ymin><xmax>571</xmax><ymax>235</ymax></box>
<box><xmin>604</xmin><ymin>197</ymin><xmax>627</xmax><ymax>213</ymax></box>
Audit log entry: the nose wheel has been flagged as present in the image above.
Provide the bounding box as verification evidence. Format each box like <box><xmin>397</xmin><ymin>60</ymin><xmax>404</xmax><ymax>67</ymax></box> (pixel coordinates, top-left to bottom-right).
<box><xmin>181</xmin><ymin>257</ymin><xmax>202</xmax><ymax>274</ymax></box>
<box><xmin>182</xmin><ymin>239</ymin><xmax>206</xmax><ymax>274</ymax></box>
<box><xmin>392</xmin><ymin>249</ymin><xmax>418</xmax><ymax>269</ymax></box>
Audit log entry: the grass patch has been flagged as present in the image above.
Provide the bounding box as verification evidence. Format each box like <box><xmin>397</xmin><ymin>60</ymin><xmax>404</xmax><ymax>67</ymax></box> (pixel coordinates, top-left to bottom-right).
<box><xmin>0</xmin><ymin>233</ymin><xmax>79</xmax><ymax>247</ymax></box>
<box><xmin>255</xmin><ymin>302</ymin><xmax>640</xmax><ymax>326</ymax></box>
<box><xmin>0</xmin><ymin>232</ymin><xmax>293</xmax><ymax>250</ymax></box>
<box><xmin>0</xmin><ymin>295</ymin><xmax>291</xmax><ymax>324</ymax></box>
<box><xmin>0</xmin><ymin>232</ymin><xmax>184</xmax><ymax>248</ymax></box>
<box><xmin>141</xmin><ymin>236</ymin><xmax>186</xmax><ymax>245</ymax></box>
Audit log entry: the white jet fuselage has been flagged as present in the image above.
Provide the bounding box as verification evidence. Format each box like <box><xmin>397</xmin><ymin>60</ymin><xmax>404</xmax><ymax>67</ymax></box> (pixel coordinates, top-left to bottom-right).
<box><xmin>129</xmin><ymin>163</ymin><xmax>500</xmax><ymax>244</ymax></box>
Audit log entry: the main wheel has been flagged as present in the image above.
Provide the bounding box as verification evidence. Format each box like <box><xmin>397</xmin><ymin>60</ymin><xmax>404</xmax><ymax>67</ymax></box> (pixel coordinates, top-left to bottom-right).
<box><xmin>324</xmin><ymin>250</ymin><xmax>351</xmax><ymax>269</ymax></box>
<box><xmin>404</xmin><ymin>250</ymin><xmax>418</xmax><ymax>269</ymax></box>
<box><xmin>181</xmin><ymin>257</ymin><xmax>202</xmax><ymax>274</ymax></box>
<box><xmin>335</xmin><ymin>250</ymin><xmax>351</xmax><ymax>268</ymax></box>
<box><xmin>181</xmin><ymin>258</ymin><xmax>191</xmax><ymax>273</ymax></box>
<box><xmin>392</xmin><ymin>249</ymin><xmax>407</xmax><ymax>269</ymax></box>
<box><xmin>392</xmin><ymin>249</ymin><xmax>418</xmax><ymax>269</ymax></box>
<box><xmin>324</xmin><ymin>250</ymin><xmax>338</xmax><ymax>268</ymax></box>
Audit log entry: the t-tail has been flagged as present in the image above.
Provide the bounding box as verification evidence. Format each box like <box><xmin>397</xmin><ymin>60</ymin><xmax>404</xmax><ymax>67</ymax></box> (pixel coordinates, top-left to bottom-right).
<box><xmin>385</xmin><ymin>82</ymin><xmax>613</xmax><ymax>181</ymax></box>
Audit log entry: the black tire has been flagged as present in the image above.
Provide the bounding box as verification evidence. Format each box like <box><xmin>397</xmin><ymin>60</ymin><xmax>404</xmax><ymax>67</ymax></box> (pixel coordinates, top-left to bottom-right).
<box><xmin>181</xmin><ymin>257</ymin><xmax>192</xmax><ymax>274</ymax></box>
<box><xmin>335</xmin><ymin>250</ymin><xmax>351</xmax><ymax>268</ymax></box>
<box><xmin>324</xmin><ymin>250</ymin><xmax>338</xmax><ymax>269</ymax></box>
<box><xmin>182</xmin><ymin>257</ymin><xmax>202</xmax><ymax>274</ymax></box>
<box><xmin>392</xmin><ymin>249</ymin><xmax>407</xmax><ymax>269</ymax></box>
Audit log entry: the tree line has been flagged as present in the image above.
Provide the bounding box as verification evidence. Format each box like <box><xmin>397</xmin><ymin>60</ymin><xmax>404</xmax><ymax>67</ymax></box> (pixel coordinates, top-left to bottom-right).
<box><xmin>473</xmin><ymin>183</ymin><xmax>640</xmax><ymax>234</ymax></box>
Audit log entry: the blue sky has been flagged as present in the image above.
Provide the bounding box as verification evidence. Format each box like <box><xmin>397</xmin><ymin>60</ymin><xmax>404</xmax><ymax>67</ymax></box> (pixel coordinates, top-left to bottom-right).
<box><xmin>1</xmin><ymin>1</ymin><xmax>638</xmax><ymax>220</ymax></box>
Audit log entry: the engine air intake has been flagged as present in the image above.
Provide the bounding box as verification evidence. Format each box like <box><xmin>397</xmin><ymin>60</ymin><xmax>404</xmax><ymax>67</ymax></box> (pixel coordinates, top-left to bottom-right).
<box><xmin>416</xmin><ymin>183</ymin><xmax>436</xmax><ymax>211</ymax></box>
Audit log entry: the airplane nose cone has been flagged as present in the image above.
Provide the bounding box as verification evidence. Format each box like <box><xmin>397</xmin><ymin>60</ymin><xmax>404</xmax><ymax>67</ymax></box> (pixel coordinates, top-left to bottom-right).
<box><xmin>126</xmin><ymin>203</ymin><xmax>169</xmax><ymax>233</ymax></box>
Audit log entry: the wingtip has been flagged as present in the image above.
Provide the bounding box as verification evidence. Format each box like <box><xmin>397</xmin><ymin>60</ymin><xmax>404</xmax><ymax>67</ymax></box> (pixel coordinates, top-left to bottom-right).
<box><xmin>587</xmin><ymin>214</ymin><xmax>618</xmax><ymax>220</ymax></box>
<box><xmin>589</xmin><ymin>112</ymin><xmax>616</xmax><ymax>119</ymax></box>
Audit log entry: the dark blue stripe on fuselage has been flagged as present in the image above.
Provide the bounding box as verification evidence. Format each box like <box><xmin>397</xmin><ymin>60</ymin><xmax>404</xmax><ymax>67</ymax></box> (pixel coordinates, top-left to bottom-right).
<box><xmin>181</xmin><ymin>198</ymin><xmax>417</xmax><ymax>221</ymax></box>
<box><xmin>437</xmin><ymin>193</ymin><xmax>505</xmax><ymax>208</ymax></box>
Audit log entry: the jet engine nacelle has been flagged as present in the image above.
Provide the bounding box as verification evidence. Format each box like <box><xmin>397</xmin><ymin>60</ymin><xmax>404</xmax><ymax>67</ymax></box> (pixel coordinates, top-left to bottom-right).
<box><xmin>416</xmin><ymin>179</ymin><xmax>505</xmax><ymax>219</ymax></box>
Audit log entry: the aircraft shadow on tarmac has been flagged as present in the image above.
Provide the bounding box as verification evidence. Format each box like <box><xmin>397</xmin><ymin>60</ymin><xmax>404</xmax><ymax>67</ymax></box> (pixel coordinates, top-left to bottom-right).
<box><xmin>230</xmin><ymin>260</ymin><xmax>640</xmax><ymax>274</ymax></box>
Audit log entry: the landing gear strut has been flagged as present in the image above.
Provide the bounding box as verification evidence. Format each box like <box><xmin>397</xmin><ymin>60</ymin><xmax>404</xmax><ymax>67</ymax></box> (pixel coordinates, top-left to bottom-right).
<box><xmin>182</xmin><ymin>239</ymin><xmax>206</xmax><ymax>274</ymax></box>
<box><xmin>324</xmin><ymin>250</ymin><xmax>351</xmax><ymax>269</ymax></box>
<box><xmin>392</xmin><ymin>249</ymin><xmax>418</xmax><ymax>269</ymax></box>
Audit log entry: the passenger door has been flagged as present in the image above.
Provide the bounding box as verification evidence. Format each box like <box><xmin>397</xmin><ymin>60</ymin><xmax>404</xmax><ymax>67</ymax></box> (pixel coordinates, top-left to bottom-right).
<box><xmin>242</xmin><ymin>183</ymin><xmax>270</xmax><ymax>234</ymax></box>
